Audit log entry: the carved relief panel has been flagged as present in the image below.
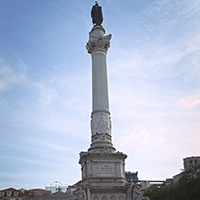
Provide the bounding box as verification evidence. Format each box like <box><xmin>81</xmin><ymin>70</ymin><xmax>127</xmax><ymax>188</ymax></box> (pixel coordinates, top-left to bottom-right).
<box><xmin>91</xmin><ymin>112</ymin><xmax>111</xmax><ymax>136</ymax></box>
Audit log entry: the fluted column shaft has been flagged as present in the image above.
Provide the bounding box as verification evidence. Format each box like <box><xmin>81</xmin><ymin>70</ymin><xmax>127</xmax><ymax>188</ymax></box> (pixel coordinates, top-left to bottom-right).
<box><xmin>92</xmin><ymin>50</ymin><xmax>109</xmax><ymax>113</ymax></box>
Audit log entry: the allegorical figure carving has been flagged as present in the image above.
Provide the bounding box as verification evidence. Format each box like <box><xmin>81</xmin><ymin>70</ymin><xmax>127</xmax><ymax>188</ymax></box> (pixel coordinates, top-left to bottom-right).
<box><xmin>91</xmin><ymin>1</ymin><xmax>103</xmax><ymax>26</ymax></box>
<box><xmin>91</xmin><ymin>113</ymin><xmax>111</xmax><ymax>136</ymax></box>
<box><xmin>73</xmin><ymin>187</ymin><xmax>86</xmax><ymax>200</ymax></box>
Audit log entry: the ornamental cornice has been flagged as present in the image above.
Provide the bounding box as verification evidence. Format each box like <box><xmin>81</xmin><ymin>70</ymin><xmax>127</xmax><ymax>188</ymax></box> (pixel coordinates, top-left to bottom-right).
<box><xmin>79</xmin><ymin>150</ymin><xmax>127</xmax><ymax>159</ymax></box>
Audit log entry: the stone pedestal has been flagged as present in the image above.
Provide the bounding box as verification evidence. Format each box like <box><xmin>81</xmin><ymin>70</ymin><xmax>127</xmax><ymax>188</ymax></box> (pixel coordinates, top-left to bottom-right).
<box><xmin>79</xmin><ymin>152</ymin><xmax>127</xmax><ymax>184</ymax></box>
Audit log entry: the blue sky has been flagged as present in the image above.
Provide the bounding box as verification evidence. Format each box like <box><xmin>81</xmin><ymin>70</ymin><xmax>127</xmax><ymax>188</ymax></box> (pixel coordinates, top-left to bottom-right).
<box><xmin>0</xmin><ymin>0</ymin><xmax>200</xmax><ymax>189</ymax></box>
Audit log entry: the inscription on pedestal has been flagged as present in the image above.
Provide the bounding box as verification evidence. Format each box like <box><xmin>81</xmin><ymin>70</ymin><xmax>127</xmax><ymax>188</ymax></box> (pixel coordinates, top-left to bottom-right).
<box><xmin>100</xmin><ymin>164</ymin><xmax>113</xmax><ymax>172</ymax></box>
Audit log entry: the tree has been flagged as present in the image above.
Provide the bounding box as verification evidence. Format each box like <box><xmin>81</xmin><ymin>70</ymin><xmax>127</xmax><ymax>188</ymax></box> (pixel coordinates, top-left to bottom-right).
<box><xmin>143</xmin><ymin>169</ymin><xmax>200</xmax><ymax>200</ymax></box>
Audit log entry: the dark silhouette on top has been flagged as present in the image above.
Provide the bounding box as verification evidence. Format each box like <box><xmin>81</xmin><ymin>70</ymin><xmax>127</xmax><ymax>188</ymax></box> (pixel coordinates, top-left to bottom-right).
<box><xmin>91</xmin><ymin>2</ymin><xmax>103</xmax><ymax>26</ymax></box>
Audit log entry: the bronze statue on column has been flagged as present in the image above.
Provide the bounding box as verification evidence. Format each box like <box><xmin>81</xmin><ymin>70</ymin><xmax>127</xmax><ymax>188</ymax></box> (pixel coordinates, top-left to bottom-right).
<box><xmin>91</xmin><ymin>1</ymin><xmax>103</xmax><ymax>26</ymax></box>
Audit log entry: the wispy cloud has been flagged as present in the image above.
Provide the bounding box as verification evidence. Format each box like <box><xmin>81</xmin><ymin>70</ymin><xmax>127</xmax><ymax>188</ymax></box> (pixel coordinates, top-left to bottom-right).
<box><xmin>179</xmin><ymin>92</ymin><xmax>200</xmax><ymax>109</ymax></box>
<box><xmin>0</xmin><ymin>61</ymin><xmax>27</xmax><ymax>93</ymax></box>
<box><xmin>118</xmin><ymin>129</ymin><xmax>165</xmax><ymax>152</ymax></box>
<box><xmin>38</xmin><ymin>83</ymin><xmax>58</xmax><ymax>108</ymax></box>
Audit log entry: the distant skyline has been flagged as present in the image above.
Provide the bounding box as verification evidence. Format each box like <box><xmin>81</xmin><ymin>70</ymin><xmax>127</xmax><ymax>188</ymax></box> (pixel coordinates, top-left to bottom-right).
<box><xmin>0</xmin><ymin>0</ymin><xmax>200</xmax><ymax>189</ymax></box>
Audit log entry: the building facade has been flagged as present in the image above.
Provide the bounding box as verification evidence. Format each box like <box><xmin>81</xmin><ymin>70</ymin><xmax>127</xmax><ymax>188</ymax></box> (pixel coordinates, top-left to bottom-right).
<box><xmin>183</xmin><ymin>156</ymin><xmax>200</xmax><ymax>171</ymax></box>
<box><xmin>0</xmin><ymin>188</ymin><xmax>24</xmax><ymax>200</ymax></box>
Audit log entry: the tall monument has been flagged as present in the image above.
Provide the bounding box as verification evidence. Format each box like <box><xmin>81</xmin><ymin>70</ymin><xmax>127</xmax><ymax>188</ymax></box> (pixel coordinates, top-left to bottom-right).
<box><xmin>74</xmin><ymin>3</ymin><xmax>149</xmax><ymax>200</ymax></box>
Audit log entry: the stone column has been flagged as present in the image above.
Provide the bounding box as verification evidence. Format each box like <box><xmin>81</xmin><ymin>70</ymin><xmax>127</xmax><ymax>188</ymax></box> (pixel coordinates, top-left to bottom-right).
<box><xmin>86</xmin><ymin>26</ymin><xmax>115</xmax><ymax>153</ymax></box>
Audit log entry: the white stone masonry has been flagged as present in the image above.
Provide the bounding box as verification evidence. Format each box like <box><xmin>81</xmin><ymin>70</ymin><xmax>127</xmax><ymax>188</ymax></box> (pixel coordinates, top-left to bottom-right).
<box><xmin>86</xmin><ymin>26</ymin><xmax>115</xmax><ymax>153</ymax></box>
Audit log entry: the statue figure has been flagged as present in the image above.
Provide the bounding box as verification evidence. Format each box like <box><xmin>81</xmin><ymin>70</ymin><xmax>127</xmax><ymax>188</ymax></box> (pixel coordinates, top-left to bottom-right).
<box><xmin>91</xmin><ymin>1</ymin><xmax>103</xmax><ymax>26</ymax></box>
<box><xmin>73</xmin><ymin>186</ymin><xmax>86</xmax><ymax>200</ymax></box>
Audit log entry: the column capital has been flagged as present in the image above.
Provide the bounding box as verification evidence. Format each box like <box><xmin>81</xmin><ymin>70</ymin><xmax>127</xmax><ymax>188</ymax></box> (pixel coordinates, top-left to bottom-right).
<box><xmin>86</xmin><ymin>26</ymin><xmax>112</xmax><ymax>54</ymax></box>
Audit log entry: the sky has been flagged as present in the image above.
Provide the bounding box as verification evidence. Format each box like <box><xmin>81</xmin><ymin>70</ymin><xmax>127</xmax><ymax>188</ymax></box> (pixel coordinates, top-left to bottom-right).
<box><xmin>0</xmin><ymin>0</ymin><xmax>200</xmax><ymax>190</ymax></box>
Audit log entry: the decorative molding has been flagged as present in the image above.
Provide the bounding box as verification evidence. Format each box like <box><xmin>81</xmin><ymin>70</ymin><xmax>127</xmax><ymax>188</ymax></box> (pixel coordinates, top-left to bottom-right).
<box><xmin>110</xmin><ymin>196</ymin><xmax>116</xmax><ymax>200</ymax></box>
<box><xmin>86</xmin><ymin>34</ymin><xmax>111</xmax><ymax>54</ymax></box>
<box><xmin>92</xmin><ymin>133</ymin><xmax>111</xmax><ymax>143</ymax></box>
<box><xmin>102</xmin><ymin>196</ymin><xmax>107</xmax><ymax>200</ymax></box>
<box><xmin>88</xmin><ymin>147</ymin><xmax>116</xmax><ymax>154</ymax></box>
<box><xmin>93</xmin><ymin>196</ymin><xmax>99</xmax><ymax>200</ymax></box>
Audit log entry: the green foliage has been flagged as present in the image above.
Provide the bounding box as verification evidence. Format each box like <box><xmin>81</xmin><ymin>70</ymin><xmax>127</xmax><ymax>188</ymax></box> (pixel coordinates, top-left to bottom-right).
<box><xmin>0</xmin><ymin>198</ymin><xmax>9</xmax><ymax>200</ymax></box>
<box><xmin>143</xmin><ymin>170</ymin><xmax>200</xmax><ymax>200</ymax></box>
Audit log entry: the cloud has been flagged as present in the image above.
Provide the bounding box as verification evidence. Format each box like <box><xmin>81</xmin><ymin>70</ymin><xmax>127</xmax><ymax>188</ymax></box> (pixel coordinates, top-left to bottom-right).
<box><xmin>119</xmin><ymin>129</ymin><xmax>165</xmax><ymax>152</ymax></box>
<box><xmin>0</xmin><ymin>61</ymin><xmax>27</xmax><ymax>93</ymax></box>
<box><xmin>37</xmin><ymin>83</ymin><xmax>58</xmax><ymax>108</ymax></box>
<box><xmin>185</xmin><ymin>34</ymin><xmax>200</xmax><ymax>80</ymax></box>
<box><xmin>179</xmin><ymin>93</ymin><xmax>200</xmax><ymax>109</ymax></box>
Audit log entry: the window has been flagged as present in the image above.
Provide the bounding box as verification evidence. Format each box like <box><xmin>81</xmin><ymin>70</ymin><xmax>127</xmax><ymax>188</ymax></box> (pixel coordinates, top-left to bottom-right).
<box><xmin>14</xmin><ymin>192</ymin><xmax>18</xmax><ymax>196</ymax></box>
<box><xmin>7</xmin><ymin>191</ymin><xmax>12</xmax><ymax>196</ymax></box>
<box><xmin>0</xmin><ymin>192</ymin><xmax>4</xmax><ymax>196</ymax></box>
